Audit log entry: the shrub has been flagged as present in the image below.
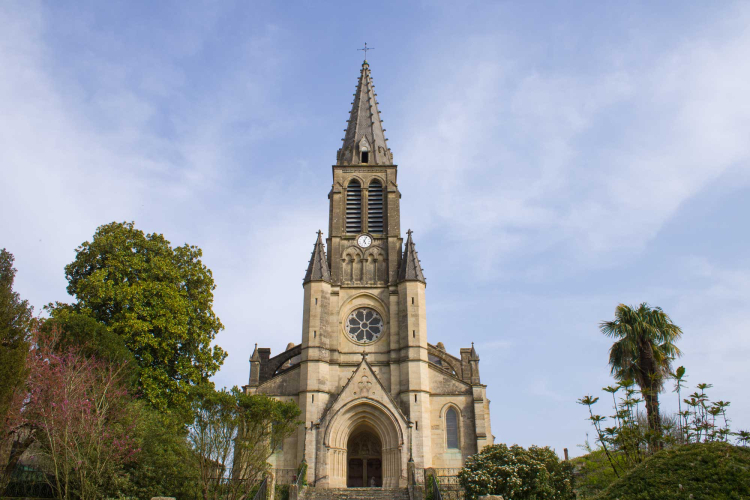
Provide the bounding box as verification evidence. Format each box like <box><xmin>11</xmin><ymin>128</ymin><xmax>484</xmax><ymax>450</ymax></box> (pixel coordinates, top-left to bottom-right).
<box><xmin>570</xmin><ymin>449</ymin><xmax>619</xmax><ymax>498</ymax></box>
<box><xmin>275</xmin><ymin>483</ymin><xmax>290</xmax><ymax>500</ymax></box>
<box><xmin>458</xmin><ymin>444</ymin><xmax>574</xmax><ymax>500</ymax></box>
<box><xmin>425</xmin><ymin>473</ymin><xmax>439</xmax><ymax>500</ymax></box>
<box><xmin>596</xmin><ymin>442</ymin><xmax>750</xmax><ymax>500</ymax></box>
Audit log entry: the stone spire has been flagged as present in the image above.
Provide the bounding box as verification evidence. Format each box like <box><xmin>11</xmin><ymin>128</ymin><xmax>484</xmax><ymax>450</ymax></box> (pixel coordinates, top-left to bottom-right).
<box><xmin>398</xmin><ymin>230</ymin><xmax>426</xmax><ymax>284</ymax></box>
<box><xmin>337</xmin><ymin>60</ymin><xmax>393</xmax><ymax>165</ymax></box>
<box><xmin>470</xmin><ymin>342</ymin><xmax>479</xmax><ymax>361</ymax></box>
<box><xmin>469</xmin><ymin>342</ymin><xmax>481</xmax><ymax>384</ymax></box>
<box><xmin>248</xmin><ymin>343</ymin><xmax>260</xmax><ymax>387</ymax></box>
<box><xmin>303</xmin><ymin>231</ymin><xmax>331</xmax><ymax>284</ymax></box>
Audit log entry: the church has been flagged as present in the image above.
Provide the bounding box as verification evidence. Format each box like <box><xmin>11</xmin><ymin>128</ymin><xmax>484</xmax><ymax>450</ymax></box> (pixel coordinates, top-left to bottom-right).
<box><xmin>244</xmin><ymin>60</ymin><xmax>493</xmax><ymax>489</ymax></box>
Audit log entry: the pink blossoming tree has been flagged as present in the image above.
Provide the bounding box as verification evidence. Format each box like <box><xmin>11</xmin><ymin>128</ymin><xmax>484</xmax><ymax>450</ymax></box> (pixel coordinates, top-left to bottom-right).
<box><xmin>22</xmin><ymin>328</ymin><xmax>139</xmax><ymax>500</ymax></box>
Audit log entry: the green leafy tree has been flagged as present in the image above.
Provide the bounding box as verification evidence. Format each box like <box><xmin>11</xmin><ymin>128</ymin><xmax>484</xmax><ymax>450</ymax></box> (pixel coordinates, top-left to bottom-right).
<box><xmin>188</xmin><ymin>386</ymin><xmax>301</xmax><ymax>500</ymax></box>
<box><xmin>599</xmin><ymin>303</ymin><xmax>682</xmax><ymax>449</ymax></box>
<box><xmin>0</xmin><ymin>249</ymin><xmax>34</xmax><ymax>484</ymax></box>
<box><xmin>458</xmin><ymin>444</ymin><xmax>574</xmax><ymax>500</ymax></box>
<box><xmin>64</xmin><ymin>222</ymin><xmax>227</xmax><ymax>412</ymax></box>
<box><xmin>42</xmin><ymin>307</ymin><xmax>139</xmax><ymax>389</ymax></box>
<box><xmin>121</xmin><ymin>405</ymin><xmax>200</xmax><ymax>500</ymax></box>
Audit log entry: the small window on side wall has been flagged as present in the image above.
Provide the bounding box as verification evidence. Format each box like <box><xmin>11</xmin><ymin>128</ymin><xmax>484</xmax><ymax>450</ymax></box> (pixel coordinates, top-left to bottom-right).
<box><xmin>446</xmin><ymin>407</ymin><xmax>459</xmax><ymax>449</ymax></box>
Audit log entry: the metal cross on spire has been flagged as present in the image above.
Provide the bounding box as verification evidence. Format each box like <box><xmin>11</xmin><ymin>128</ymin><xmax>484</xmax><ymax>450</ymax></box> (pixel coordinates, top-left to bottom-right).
<box><xmin>358</xmin><ymin>42</ymin><xmax>374</xmax><ymax>60</ymax></box>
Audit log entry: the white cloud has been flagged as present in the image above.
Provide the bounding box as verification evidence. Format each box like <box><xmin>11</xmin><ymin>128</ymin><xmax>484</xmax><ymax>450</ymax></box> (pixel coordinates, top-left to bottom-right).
<box><xmin>398</xmin><ymin>6</ymin><xmax>750</xmax><ymax>279</ymax></box>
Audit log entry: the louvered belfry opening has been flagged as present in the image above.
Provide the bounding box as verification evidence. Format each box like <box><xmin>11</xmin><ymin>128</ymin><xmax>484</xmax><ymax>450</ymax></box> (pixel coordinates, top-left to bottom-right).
<box><xmin>346</xmin><ymin>180</ymin><xmax>362</xmax><ymax>233</ymax></box>
<box><xmin>367</xmin><ymin>180</ymin><xmax>384</xmax><ymax>234</ymax></box>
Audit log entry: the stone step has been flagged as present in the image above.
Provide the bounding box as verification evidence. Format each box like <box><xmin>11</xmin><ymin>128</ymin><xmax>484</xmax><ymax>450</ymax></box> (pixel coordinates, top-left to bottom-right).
<box><xmin>303</xmin><ymin>487</ymin><xmax>410</xmax><ymax>500</ymax></box>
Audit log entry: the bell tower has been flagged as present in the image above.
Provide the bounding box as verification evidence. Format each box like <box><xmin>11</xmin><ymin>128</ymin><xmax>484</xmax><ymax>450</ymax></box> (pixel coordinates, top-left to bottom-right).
<box><xmin>327</xmin><ymin>60</ymin><xmax>402</xmax><ymax>287</ymax></box>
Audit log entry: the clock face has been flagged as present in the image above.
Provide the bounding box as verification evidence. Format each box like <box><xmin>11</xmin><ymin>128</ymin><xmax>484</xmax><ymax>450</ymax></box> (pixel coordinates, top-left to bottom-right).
<box><xmin>357</xmin><ymin>234</ymin><xmax>372</xmax><ymax>248</ymax></box>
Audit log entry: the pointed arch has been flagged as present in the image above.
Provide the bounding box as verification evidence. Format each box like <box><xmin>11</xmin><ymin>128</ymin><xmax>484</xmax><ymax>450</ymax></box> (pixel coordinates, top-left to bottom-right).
<box><xmin>323</xmin><ymin>399</ymin><xmax>405</xmax><ymax>488</ymax></box>
<box><xmin>359</xmin><ymin>137</ymin><xmax>371</xmax><ymax>164</ymax></box>
<box><xmin>445</xmin><ymin>406</ymin><xmax>459</xmax><ymax>449</ymax></box>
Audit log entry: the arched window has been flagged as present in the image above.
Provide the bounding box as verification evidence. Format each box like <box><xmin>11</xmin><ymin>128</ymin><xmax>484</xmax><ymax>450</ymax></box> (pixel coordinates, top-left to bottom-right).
<box><xmin>346</xmin><ymin>180</ymin><xmax>362</xmax><ymax>233</ymax></box>
<box><xmin>446</xmin><ymin>407</ymin><xmax>459</xmax><ymax>449</ymax></box>
<box><xmin>367</xmin><ymin>180</ymin><xmax>384</xmax><ymax>233</ymax></box>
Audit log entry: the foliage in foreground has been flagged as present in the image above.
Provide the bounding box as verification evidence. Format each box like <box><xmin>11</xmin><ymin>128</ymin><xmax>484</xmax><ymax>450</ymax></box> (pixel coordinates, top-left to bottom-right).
<box><xmin>121</xmin><ymin>406</ymin><xmax>200</xmax><ymax>500</ymax></box>
<box><xmin>570</xmin><ymin>448</ymin><xmax>619</xmax><ymax>499</ymax></box>
<box><xmin>0</xmin><ymin>249</ymin><xmax>35</xmax><ymax>490</ymax></box>
<box><xmin>22</xmin><ymin>328</ymin><xmax>139</xmax><ymax>500</ymax></box>
<box><xmin>2</xmin><ymin>227</ymin><xmax>304</xmax><ymax>500</ymax></box>
<box><xmin>458</xmin><ymin>444</ymin><xmax>574</xmax><ymax>500</ymax></box>
<box><xmin>579</xmin><ymin>369</ymin><xmax>747</xmax><ymax>483</ymax></box>
<box><xmin>595</xmin><ymin>442</ymin><xmax>750</xmax><ymax>500</ymax></box>
<box><xmin>189</xmin><ymin>385</ymin><xmax>301</xmax><ymax>500</ymax></box>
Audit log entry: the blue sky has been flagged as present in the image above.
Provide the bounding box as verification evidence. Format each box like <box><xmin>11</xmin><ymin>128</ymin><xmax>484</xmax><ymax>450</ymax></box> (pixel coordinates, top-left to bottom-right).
<box><xmin>2</xmin><ymin>1</ymin><xmax>749</xmax><ymax>457</ymax></box>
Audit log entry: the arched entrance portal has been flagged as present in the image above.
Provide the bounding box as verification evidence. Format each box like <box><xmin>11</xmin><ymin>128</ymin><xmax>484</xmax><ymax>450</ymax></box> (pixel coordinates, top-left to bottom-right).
<box><xmin>347</xmin><ymin>428</ymin><xmax>382</xmax><ymax>487</ymax></box>
<box><xmin>322</xmin><ymin>400</ymin><xmax>405</xmax><ymax>488</ymax></box>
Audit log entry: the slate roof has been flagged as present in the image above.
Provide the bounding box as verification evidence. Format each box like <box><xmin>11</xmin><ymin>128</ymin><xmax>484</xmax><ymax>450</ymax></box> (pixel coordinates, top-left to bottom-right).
<box><xmin>303</xmin><ymin>231</ymin><xmax>331</xmax><ymax>284</ymax></box>
<box><xmin>337</xmin><ymin>60</ymin><xmax>393</xmax><ymax>165</ymax></box>
<box><xmin>398</xmin><ymin>230</ymin><xmax>426</xmax><ymax>284</ymax></box>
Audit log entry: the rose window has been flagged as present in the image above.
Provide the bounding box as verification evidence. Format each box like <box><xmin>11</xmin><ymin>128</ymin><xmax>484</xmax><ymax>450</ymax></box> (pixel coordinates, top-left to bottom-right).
<box><xmin>346</xmin><ymin>308</ymin><xmax>384</xmax><ymax>343</ymax></box>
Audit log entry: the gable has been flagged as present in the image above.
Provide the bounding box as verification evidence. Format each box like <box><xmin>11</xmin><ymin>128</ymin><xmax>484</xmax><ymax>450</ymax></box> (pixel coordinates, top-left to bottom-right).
<box><xmin>319</xmin><ymin>355</ymin><xmax>408</xmax><ymax>427</ymax></box>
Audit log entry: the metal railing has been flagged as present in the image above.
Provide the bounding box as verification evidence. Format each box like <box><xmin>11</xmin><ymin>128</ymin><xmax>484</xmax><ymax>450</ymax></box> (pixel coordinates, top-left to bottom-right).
<box><xmin>430</xmin><ymin>474</ymin><xmax>443</xmax><ymax>500</ymax></box>
<box><xmin>1</xmin><ymin>477</ymin><xmax>54</xmax><ymax>498</ymax></box>
<box><xmin>294</xmin><ymin>461</ymin><xmax>306</xmax><ymax>489</ymax></box>
<box><xmin>253</xmin><ymin>476</ymin><xmax>268</xmax><ymax>500</ymax></box>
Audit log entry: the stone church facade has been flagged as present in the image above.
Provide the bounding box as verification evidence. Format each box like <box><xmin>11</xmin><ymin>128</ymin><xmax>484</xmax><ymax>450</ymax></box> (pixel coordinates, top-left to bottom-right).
<box><xmin>244</xmin><ymin>61</ymin><xmax>493</xmax><ymax>489</ymax></box>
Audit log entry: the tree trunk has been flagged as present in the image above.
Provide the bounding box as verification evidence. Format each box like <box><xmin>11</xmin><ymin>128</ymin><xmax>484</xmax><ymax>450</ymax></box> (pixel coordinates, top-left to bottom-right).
<box><xmin>1</xmin><ymin>429</ymin><xmax>35</xmax><ymax>476</ymax></box>
<box><xmin>644</xmin><ymin>391</ymin><xmax>662</xmax><ymax>451</ymax></box>
<box><xmin>637</xmin><ymin>339</ymin><xmax>663</xmax><ymax>451</ymax></box>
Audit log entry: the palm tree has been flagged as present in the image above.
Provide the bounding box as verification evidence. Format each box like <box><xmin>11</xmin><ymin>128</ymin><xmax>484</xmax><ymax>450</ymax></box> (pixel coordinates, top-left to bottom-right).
<box><xmin>599</xmin><ymin>303</ymin><xmax>683</xmax><ymax>450</ymax></box>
